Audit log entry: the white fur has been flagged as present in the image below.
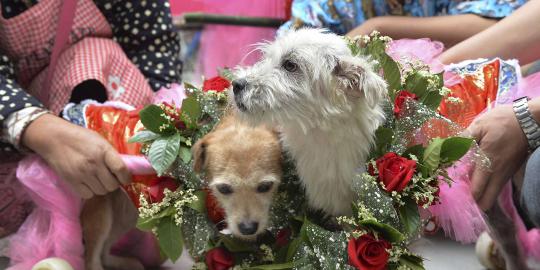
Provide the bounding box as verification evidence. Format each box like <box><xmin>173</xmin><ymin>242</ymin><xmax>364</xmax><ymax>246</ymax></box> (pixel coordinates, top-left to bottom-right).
<box><xmin>232</xmin><ymin>29</ymin><xmax>387</xmax><ymax>216</ymax></box>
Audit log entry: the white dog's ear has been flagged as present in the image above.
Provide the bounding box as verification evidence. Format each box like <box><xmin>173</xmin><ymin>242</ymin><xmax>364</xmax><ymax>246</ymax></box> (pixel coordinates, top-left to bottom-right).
<box><xmin>333</xmin><ymin>56</ymin><xmax>387</xmax><ymax>107</ymax></box>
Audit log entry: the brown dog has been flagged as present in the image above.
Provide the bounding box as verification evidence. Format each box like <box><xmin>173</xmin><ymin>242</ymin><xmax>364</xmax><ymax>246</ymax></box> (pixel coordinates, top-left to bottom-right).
<box><xmin>81</xmin><ymin>189</ymin><xmax>143</xmax><ymax>270</ymax></box>
<box><xmin>192</xmin><ymin>114</ymin><xmax>282</xmax><ymax>240</ymax></box>
<box><xmin>80</xmin><ymin>113</ymin><xmax>282</xmax><ymax>269</ymax></box>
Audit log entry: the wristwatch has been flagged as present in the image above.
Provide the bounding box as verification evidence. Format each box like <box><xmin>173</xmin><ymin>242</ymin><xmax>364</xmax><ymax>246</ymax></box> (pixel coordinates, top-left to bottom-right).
<box><xmin>513</xmin><ymin>96</ymin><xmax>540</xmax><ymax>151</ymax></box>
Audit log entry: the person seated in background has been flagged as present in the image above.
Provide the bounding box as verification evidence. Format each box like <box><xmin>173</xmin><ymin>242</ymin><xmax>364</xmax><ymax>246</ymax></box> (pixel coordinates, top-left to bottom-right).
<box><xmin>0</xmin><ymin>0</ymin><xmax>181</xmax><ymax>243</ymax></box>
<box><xmin>280</xmin><ymin>0</ymin><xmax>525</xmax><ymax>48</ymax></box>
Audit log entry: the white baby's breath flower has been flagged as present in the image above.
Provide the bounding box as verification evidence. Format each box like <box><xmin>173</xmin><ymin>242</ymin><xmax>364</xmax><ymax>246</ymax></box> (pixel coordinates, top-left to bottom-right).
<box><xmin>446</xmin><ymin>96</ymin><xmax>462</xmax><ymax>104</ymax></box>
<box><xmin>260</xmin><ymin>244</ymin><xmax>275</xmax><ymax>262</ymax></box>
<box><xmin>439</xmin><ymin>87</ymin><xmax>452</xmax><ymax>96</ymax></box>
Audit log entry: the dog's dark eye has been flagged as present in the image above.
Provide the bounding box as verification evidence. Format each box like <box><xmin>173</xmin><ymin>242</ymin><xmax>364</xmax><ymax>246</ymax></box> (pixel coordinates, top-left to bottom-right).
<box><xmin>216</xmin><ymin>184</ymin><xmax>233</xmax><ymax>195</ymax></box>
<box><xmin>282</xmin><ymin>60</ymin><xmax>298</xmax><ymax>72</ymax></box>
<box><xmin>256</xmin><ymin>181</ymin><xmax>274</xmax><ymax>193</ymax></box>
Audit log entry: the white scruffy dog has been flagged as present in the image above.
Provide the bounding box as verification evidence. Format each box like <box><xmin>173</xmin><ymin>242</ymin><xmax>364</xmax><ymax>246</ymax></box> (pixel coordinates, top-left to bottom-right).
<box><xmin>232</xmin><ymin>29</ymin><xmax>387</xmax><ymax>216</ymax></box>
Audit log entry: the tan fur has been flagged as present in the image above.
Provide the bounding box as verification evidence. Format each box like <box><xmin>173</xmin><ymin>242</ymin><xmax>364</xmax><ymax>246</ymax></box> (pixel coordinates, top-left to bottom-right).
<box><xmin>81</xmin><ymin>189</ymin><xmax>143</xmax><ymax>270</ymax></box>
<box><xmin>193</xmin><ymin>113</ymin><xmax>282</xmax><ymax>240</ymax></box>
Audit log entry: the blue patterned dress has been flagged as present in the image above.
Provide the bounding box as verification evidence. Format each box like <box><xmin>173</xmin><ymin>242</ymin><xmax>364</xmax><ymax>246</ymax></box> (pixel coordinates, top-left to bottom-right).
<box><xmin>280</xmin><ymin>0</ymin><xmax>527</xmax><ymax>35</ymax></box>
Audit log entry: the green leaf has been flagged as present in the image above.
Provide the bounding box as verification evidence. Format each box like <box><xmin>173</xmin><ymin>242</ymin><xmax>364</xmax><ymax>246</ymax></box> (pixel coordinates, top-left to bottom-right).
<box><xmin>302</xmin><ymin>220</ymin><xmax>350</xmax><ymax>269</ymax></box>
<box><xmin>180</xmin><ymin>96</ymin><xmax>202</xmax><ymax>129</ymax></box>
<box><xmin>148</xmin><ymin>134</ymin><xmax>182</xmax><ymax>175</ymax></box>
<box><xmin>179</xmin><ymin>146</ymin><xmax>192</xmax><ymax>163</ymax></box>
<box><xmin>359</xmin><ymin>219</ymin><xmax>405</xmax><ymax>243</ymax></box>
<box><xmin>157</xmin><ymin>217</ymin><xmax>184</xmax><ymax>262</ymax></box>
<box><xmin>136</xmin><ymin>216</ymin><xmax>158</xmax><ymax>231</ymax></box>
<box><xmin>405</xmin><ymin>72</ymin><xmax>429</xmax><ymax>99</ymax></box>
<box><xmin>247</xmin><ymin>261</ymin><xmax>296</xmax><ymax>270</ymax></box>
<box><xmin>402</xmin><ymin>144</ymin><xmax>424</xmax><ymax>160</ymax></box>
<box><xmin>374</xmin><ymin>127</ymin><xmax>394</xmax><ymax>157</ymax></box>
<box><xmin>435</xmin><ymin>72</ymin><xmax>445</xmax><ymax>88</ymax></box>
<box><xmin>399</xmin><ymin>254</ymin><xmax>425</xmax><ymax>270</ymax></box>
<box><xmin>221</xmin><ymin>235</ymin><xmax>253</xmax><ymax>252</ymax></box>
<box><xmin>440</xmin><ymin>137</ymin><xmax>474</xmax><ymax>164</ymax></box>
<box><xmin>184</xmin><ymin>82</ymin><xmax>198</xmax><ymax>91</ymax></box>
<box><xmin>218</xmin><ymin>67</ymin><xmax>235</xmax><ymax>81</ymax></box>
<box><xmin>188</xmin><ymin>190</ymin><xmax>207</xmax><ymax>213</ymax></box>
<box><xmin>139</xmin><ymin>104</ymin><xmax>175</xmax><ymax>135</ymax></box>
<box><xmin>398</xmin><ymin>198</ymin><xmax>421</xmax><ymax>236</ymax></box>
<box><xmin>136</xmin><ymin>206</ymin><xmax>176</xmax><ymax>231</ymax></box>
<box><xmin>286</xmin><ymin>237</ymin><xmax>303</xmax><ymax>262</ymax></box>
<box><xmin>422</xmin><ymin>138</ymin><xmax>444</xmax><ymax>175</ymax></box>
<box><xmin>420</xmin><ymin>90</ymin><xmax>443</xmax><ymax>110</ymax></box>
<box><xmin>128</xmin><ymin>130</ymin><xmax>161</xmax><ymax>143</ymax></box>
<box><xmin>382</xmin><ymin>54</ymin><xmax>402</xmax><ymax>95</ymax></box>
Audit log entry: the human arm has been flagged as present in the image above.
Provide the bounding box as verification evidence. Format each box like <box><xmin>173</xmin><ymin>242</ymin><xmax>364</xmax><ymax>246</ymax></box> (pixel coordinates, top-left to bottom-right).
<box><xmin>346</xmin><ymin>15</ymin><xmax>496</xmax><ymax>48</ymax></box>
<box><xmin>95</xmin><ymin>0</ymin><xmax>182</xmax><ymax>90</ymax></box>
<box><xmin>0</xmin><ymin>53</ymin><xmax>45</xmax><ymax>151</ymax></box>
<box><xmin>0</xmin><ymin>52</ymin><xmax>130</xmax><ymax>199</ymax></box>
<box><xmin>440</xmin><ymin>0</ymin><xmax>540</xmax><ymax>65</ymax></box>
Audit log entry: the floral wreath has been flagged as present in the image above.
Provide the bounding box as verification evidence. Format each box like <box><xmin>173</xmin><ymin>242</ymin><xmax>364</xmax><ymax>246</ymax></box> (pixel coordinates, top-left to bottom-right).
<box><xmin>130</xmin><ymin>33</ymin><xmax>473</xmax><ymax>270</ymax></box>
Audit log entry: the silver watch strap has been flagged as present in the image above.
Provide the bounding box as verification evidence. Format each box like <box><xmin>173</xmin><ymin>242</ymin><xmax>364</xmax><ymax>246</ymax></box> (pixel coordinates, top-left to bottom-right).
<box><xmin>513</xmin><ymin>96</ymin><xmax>540</xmax><ymax>151</ymax></box>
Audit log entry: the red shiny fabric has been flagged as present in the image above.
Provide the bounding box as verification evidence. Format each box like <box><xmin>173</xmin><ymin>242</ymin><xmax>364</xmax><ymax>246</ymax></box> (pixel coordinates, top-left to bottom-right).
<box><xmin>84</xmin><ymin>104</ymin><xmax>158</xmax><ymax>207</ymax></box>
<box><xmin>439</xmin><ymin>60</ymin><xmax>500</xmax><ymax>128</ymax></box>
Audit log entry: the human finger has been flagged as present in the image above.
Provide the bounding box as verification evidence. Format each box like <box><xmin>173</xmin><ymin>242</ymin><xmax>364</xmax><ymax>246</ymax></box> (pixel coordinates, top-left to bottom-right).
<box><xmin>104</xmin><ymin>149</ymin><xmax>132</xmax><ymax>185</ymax></box>
<box><xmin>85</xmin><ymin>174</ymin><xmax>108</xmax><ymax>195</ymax></box>
<box><xmin>75</xmin><ymin>183</ymin><xmax>94</xmax><ymax>199</ymax></box>
<box><xmin>477</xmin><ymin>174</ymin><xmax>508</xmax><ymax>211</ymax></box>
<box><xmin>96</xmin><ymin>164</ymin><xmax>120</xmax><ymax>192</ymax></box>
<box><xmin>470</xmin><ymin>165</ymin><xmax>492</xmax><ymax>201</ymax></box>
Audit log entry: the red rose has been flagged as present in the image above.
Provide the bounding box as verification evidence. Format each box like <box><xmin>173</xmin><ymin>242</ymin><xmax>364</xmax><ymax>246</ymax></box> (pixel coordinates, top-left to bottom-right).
<box><xmin>375</xmin><ymin>153</ymin><xmax>416</xmax><ymax>192</ymax></box>
<box><xmin>393</xmin><ymin>90</ymin><xmax>418</xmax><ymax>117</ymax></box>
<box><xmin>348</xmin><ymin>233</ymin><xmax>391</xmax><ymax>270</ymax></box>
<box><xmin>275</xmin><ymin>228</ymin><xmax>292</xmax><ymax>248</ymax></box>
<box><xmin>206</xmin><ymin>247</ymin><xmax>234</xmax><ymax>270</ymax></box>
<box><xmin>147</xmin><ymin>176</ymin><xmax>179</xmax><ymax>203</ymax></box>
<box><xmin>205</xmin><ymin>189</ymin><xmax>226</xmax><ymax>225</ymax></box>
<box><xmin>203</xmin><ymin>76</ymin><xmax>231</xmax><ymax>92</ymax></box>
<box><xmin>368</xmin><ymin>163</ymin><xmax>376</xmax><ymax>176</ymax></box>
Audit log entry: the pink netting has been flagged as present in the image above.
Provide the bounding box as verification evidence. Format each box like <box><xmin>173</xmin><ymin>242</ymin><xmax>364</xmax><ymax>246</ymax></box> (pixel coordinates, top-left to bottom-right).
<box><xmin>429</xmin><ymin>156</ymin><xmax>487</xmax><ymax>243</ymax></box>
<box><xmin>9</xmin><ymin>155</ymin><xmax>84</xmax><ymax>270</ymax></box>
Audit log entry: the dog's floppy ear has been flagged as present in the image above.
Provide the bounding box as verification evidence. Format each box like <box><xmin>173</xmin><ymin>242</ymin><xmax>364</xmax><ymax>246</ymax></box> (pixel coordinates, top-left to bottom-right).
<box><xmin>192</xmin><ymin>137</ymin><xmax>208</xmax><ymax>173</ymax></box>
<box><xmin>333</xmin><ymin>55</ymin><xmax>387</xmax><ymax>108</ymax></box>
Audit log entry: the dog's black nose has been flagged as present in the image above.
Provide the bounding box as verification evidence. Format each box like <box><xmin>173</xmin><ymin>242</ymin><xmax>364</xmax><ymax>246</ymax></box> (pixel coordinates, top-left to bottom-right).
<box><xmin>238</xmin><ymin>221</ymin><xmax>259</xmax><ymax>235</ymax></box>
<box><xmin>232</xmin><ymin>79</ymin><xmax>247</xmax><ymax>95</ymax></box>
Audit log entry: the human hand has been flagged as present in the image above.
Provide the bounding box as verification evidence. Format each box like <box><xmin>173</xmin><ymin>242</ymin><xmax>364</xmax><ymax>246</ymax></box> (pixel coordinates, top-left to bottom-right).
<box><xmin>467</xmin><ymin>105</ymin><xmax>528</xmax><ymax>211</ymax></box>
<box><xmin>22</xmin><ymin>114</ymin><xmax>131</xmax><ymax>199</ymax></box>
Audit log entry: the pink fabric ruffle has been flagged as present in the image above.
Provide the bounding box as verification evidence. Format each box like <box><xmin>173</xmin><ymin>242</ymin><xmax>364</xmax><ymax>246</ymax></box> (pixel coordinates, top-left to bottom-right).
<box><xmin>9</xmin><ymin>155</ymin><xmax>84</xmax><ymax>270</ymax></box>
<box><xmin>429</xmin><ymin>156</ymin><xmax>487</xmax><ymax>243</ymax></box>
<box><xmin>387</xmin><ymin>38</ymin><xmax>445</xmax><ymax>73</ymax></box>
<box><xmin>9</xmin><ymin>154</ymin><xmax>156</xmax><ymax>270</ymax></box>
<box><xmin>152</xmin><ymin>83</ymin><xmax>187</xmax><ymax>106</ymax></box>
